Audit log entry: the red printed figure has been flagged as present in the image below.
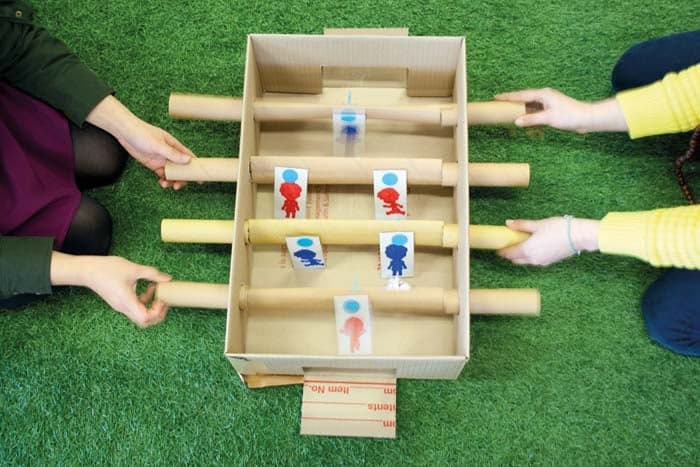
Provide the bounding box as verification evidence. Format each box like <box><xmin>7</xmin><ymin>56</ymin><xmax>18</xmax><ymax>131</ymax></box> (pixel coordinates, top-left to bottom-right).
<box><xmin>377</xmin><ymin>187</ymin><xmax>406</xmax><ymax>216</ymax></box>
<box><xmin>342</xmin><ymin>316</ymin><xmax>365</xmax><ymax>353</ymax></box>
<box><xmin>279</xmin><ymin>169</ymin><xmax>302</xmax><ymax>218</ymax></box>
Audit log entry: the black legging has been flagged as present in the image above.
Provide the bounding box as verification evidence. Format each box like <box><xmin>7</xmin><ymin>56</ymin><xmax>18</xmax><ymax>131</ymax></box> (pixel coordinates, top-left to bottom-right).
<box><xmin>62</xmin><ymin>122</ymin><xmax>128</xmax><ymax>256</ymax></box>
<box><xmin>0</xmin><ymin>123</ymin><xmax>127</xmax><ymax>308</ymax></box>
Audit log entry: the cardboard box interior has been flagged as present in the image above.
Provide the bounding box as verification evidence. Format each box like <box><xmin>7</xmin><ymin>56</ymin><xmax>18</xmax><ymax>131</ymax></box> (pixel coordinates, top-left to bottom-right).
<box><xmin>225</xmin><ymin>34</ymin><xmax>470</xmax><ymax>379</ymax></box>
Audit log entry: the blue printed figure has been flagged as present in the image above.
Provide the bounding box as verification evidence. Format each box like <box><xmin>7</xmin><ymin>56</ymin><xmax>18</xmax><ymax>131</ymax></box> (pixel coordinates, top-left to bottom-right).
<box><xmin>294</xmin><ymin>249</ymin><xmax>324</xmax><ymax>267</ymax></box>
<box><xmin>385</xmin><ymin>233</ymin><xmax>408</xmax><ymax>276</ymax></box>
<box><xmin>340</xmin><ymin>111</ymin><xmax>358</xmax><ymax>141</ymax></box>
<box><xmin>293</xmin><ymin>237</ymin><xmax>324</xmax><ymax>267</ymax></box>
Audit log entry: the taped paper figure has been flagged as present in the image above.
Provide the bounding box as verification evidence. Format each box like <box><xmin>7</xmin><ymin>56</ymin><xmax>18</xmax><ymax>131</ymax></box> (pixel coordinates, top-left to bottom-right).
<box><xmin>286</xmin><ymin>236</ymin><xmax>325</xmax><ymax>269</ymax></box>
<box><xmin>333</xmin><ymin>108</ymin><xmax>366</xmax><ymax>157</ymax></box>
<box><xmin>274</xmin><ymin>167</ymin><xmax>308</xmax><ymax>219</ymax></box>
<box><xmin>333</xmin><ymin>295</ymin><xmax>372</xmax><ymax>355</ymax></box>
<box><xmin>280</xmin><ymin>169</ymin><xmax>302</xmax><ymax>218</ymax></box>
<box><xmin>373</xmin><ymin>170</ymin><xmax>408</xmax><ymax>220</ymax></box>
<box><xmin>379</xmin><ymin>231</ymin><xmax>415</xmax><ymax>279</ymax></box>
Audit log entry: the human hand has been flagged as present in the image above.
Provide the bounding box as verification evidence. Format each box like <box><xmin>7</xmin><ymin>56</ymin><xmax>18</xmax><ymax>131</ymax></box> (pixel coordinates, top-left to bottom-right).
<box><xmin>81</xmin><ymin>256</ymin><xmax>172</xmax><ymax>328</ymax></box>
<box><xmin>87</xmin><ymin>95</ymin><xmax>194</xmax><ymax>189</ymax></box>
<box><xmin>495</xmin><ymin>88</ymin><xmax>628</xmax><ymax>134</ymax></box>
<box><xmin>117</xmin><ymin>119</ymin><xmax>195</xmax><ymax>190</ymax></box>
<box><xmin>497</xmin><ymin>217</ymin><xmax>600</xmax><ymax>266</ymax></box>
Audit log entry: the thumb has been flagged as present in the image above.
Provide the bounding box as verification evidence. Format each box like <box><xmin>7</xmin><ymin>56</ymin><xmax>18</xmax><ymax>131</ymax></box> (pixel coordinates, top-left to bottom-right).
<box><xmin>506</xmin><ymin>219</ymin><xmax>539</xmax><ymax>233</ymax></box>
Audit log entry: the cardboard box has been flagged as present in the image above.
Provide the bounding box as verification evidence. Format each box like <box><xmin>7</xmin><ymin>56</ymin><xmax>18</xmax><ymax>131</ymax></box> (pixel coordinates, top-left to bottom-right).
<box><xmin>224</xmin><ymin>33</ymin><xmax>470</xmax><ymax>380</ymax></box>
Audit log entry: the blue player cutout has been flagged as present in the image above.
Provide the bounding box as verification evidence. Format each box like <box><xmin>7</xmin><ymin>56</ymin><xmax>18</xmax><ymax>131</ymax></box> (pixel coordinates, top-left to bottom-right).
<box><xmin>293</xmin><ymin>237</ymin><xmax>324</xmax><ymax>267</ymax></box>
<box><xmin>385</xmin><ymin>233</ymin><xmax>408</xmax><ymax>276</ymax></box>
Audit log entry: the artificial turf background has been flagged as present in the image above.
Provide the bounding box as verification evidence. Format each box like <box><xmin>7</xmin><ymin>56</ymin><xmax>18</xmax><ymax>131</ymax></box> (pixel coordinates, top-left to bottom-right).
<box><xmin>1</xmin><ymin>0</ymin><xmax>699</xmax><ymax>464</ymax></box>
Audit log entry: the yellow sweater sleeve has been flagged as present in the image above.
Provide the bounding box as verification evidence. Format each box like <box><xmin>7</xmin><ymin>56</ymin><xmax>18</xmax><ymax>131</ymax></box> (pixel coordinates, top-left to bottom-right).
<box><xmin>599</xmin><ymin>206</ymin><xmax>700</xmax><ymax>268</ymax></box>
<box><xmin>616</xmin><ymin>63</ymin><xmax>700</xmax><ymax>139</ymax></box>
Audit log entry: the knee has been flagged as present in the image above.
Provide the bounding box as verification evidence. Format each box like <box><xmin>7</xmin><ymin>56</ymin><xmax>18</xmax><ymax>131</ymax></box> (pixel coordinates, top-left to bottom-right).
<box><xmin>99</xmin><ymin>137</ymin><xmax>128</xmax><ymax>185</ymax></box>
<box><xmin>72</xmin><ymin>123</ymin><xmax>128</xmax><ymax>188</ymax></box>
<box><xmin>611</xmin><ymin>43</ymin><xmax>648</xmax><ymax>92</ymax></box>
<box><xmin>61</xmin><ymin>196</ymin><xmax>113</xmax><ymax>256</ymax></box>
<box><xmin>641</xmin><ymin>269</ymin><xmax>700</xmax><ymax>357</ymax></box>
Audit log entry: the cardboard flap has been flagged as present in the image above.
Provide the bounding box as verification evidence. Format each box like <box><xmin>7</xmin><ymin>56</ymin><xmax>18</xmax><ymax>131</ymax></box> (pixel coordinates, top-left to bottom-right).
<box><xmin>407</xmin><ymin>69</ymin><xmax>455</xmax><ymax>97</ymax></box>
<box><xmin>300</xmin><ymin>369</ymin><xmax>397</xmax><ymax>438</ymax></box>
<box><xmin>244</xmin><ymin>374</ymin><xmax>304</xmax><ymax>389</ymax></box>
<box><xmin>324</xmin><ymin>28</ymin><xmax>409</xmax><ymax>36</ymax></box>
<box><xmin>251</xmin><ymin>34</ymin><xmax>461</xmax><ymax>95</ymax></box>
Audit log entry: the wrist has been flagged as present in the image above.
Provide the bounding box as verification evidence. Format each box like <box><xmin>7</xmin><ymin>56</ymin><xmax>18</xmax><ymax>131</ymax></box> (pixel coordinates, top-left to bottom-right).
<box><xmin>586</xmin><ymin>98</ymin><xmax>628</xmax><ymax>133</ymax></box>
<box><xmin>570</xmin><ymin>218</ymin><xmax>600</xmax><ymax>253</ymax></box>
<box><xmin>50</xmin><ymin>252</ymin><xmax>100</xmax><ymax>289</ymax></box>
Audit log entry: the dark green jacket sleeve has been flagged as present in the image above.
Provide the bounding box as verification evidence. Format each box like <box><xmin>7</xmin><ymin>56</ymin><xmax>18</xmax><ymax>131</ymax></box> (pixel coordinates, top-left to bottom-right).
<box><xmin>0</xmin><ymin>0</ymin><xmax>113</xmax><ymax>125</ymax></box>
<box><xmin>0</xmin><ymin>236</ymin><xmax>53</xmax><ymax>299</ymax></box>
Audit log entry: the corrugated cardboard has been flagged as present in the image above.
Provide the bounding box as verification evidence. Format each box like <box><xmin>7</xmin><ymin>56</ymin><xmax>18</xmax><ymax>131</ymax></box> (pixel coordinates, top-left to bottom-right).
<box><xmin>225</xmin><ymin>33</ymin><xmax>469</xmax><ymax>381</ymax></box>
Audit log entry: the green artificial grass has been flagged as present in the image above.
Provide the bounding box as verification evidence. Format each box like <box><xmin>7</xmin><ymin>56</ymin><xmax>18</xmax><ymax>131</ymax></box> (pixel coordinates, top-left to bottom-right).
<box><xmin>1</xmin><ymin>0</ymin><xmax>699</xmax><ymax>464</ymax></box>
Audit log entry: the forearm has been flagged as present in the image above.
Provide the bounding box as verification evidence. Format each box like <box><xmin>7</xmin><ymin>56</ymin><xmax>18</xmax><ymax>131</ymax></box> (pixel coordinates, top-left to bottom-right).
<box><xmin>581</xmin><ymin>98</ymin><xmax>628</xmax><ymax>133</ymax></box>
<box><xmin>86</xmin><ymin>95</ymin><xmax>140</xmax><ymax>141</ymax></box>
<box><xmin>50</xmin><ymin>251</ymin><xmax>92</xmax><ymax>287</ymax></box>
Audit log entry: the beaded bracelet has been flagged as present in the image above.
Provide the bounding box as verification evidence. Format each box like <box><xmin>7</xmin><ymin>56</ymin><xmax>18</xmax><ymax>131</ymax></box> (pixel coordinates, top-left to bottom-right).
<box><xmin>563</xmin><ymin>215</ymin><xmax>581</xmax><ymax>256</ymax></box>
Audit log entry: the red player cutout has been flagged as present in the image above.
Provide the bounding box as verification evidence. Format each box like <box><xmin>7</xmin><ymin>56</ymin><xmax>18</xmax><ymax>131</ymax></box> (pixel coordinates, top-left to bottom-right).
<box><xmin>376</xmin><ymin>187</ymin><xmax>406</xmax><ymax>216</ymax></box>
<box><xmin>279</xmin><ymin>181</ymin><xmax>302</xmax><ymax>218</ymax></box>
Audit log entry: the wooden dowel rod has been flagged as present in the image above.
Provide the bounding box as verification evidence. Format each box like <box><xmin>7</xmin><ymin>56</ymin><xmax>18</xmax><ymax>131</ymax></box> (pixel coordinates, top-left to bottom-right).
<box><xmin>166</xmin><ymin>158</ymin><xmax>239</xmax><ymax>183</ymax></box>
<box><xmin>169</xmin><ymin>94</ymin><xmax>242</xmax><ymax>121</ymax></box>
<box><xmin>156</xmin><ymin>281</ymin><xmax>229</xmax><ymax>309</ymax></box>
<box><xmin>161</xmin><ymin>219</ymin><xmax>234</xmax><ymax>244</ymax></box>
<box><xmin>160</xmin><ymin>218</ymin><xmax>530</xmax><ymax>249</ymax></box>
<box><xmin>155</xmin><ymin>281</ymin><xmax>540</xmax><ymax>316</ymax></box>
<box><xmin>169</xmin><ymin>93</ymin><xmax>533</xmax><ymax>126</ymax></box>
<box><xmin>467</xmin><ymin>101</ymin><xmax>528</xmax><ymax>125</ymax></box>
<box><xmin>164</xmin><ymin>157</ymin><xmax>530</xmax><ymax>188</ymax></box>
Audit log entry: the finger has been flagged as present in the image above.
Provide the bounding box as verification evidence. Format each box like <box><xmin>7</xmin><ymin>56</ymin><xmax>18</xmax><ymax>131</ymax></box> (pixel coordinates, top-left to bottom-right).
<box><xmin>164</xmin><ymin>132</ymin><xmax>195</xmax><ymax>157</ymax></box>
<box><xmin>505</xmin><ymin>219</ymin><xmax>540</xmax><ymax>233</ymax></box>
<box><xmin>138</xmin><ymin>266</ymin><xmax>172</xmax><ymax>283</ymax></box>
<box><xmin>163</xmin><ymin>133</ymin><xmax>195</xmax><ymax>161</ymax></box>
<box><xmin>497</xmin><ymin>244</ymin><xmax>525</xmax><ymax>261</ymax></box>
<box><xmin>144</xmin><ymin>300</ymin><xmax>169</xmax><ymax>327</ymax></box>
<box><xmin>139</xmin><ymin>283</ymin><xmax>157</xmax><ymax>304</ymax></box>
<box><xmin>514</xmin><ymin>111</ymin><xmax>552</xmax><ymax>128</ymax></box>
<box><xmin>159</xmin><ymin>179</ymin><xmax>173</xmax><ymax>189</ymax></box>
<box><xmin>494</xmin><ymin>89</ymin><xmax>549</xmax><ymax>103</ymax></box>
<box><xmin>173</xmin><ymin>180</ymin><xmax>188</xmax><ymax>190</ymax></box>
<box><xmin>120</xmin><ymin>296</ymin><xmax>151</xmax><ymax>328</ymax></box>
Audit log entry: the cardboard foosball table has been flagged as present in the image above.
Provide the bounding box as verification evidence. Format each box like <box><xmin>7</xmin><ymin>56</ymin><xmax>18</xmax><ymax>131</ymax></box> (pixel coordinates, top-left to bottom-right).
<box><xmin>156</xmin><ymin>29</ymin><xmax>539</xmax><ymax>438</ymax></box>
